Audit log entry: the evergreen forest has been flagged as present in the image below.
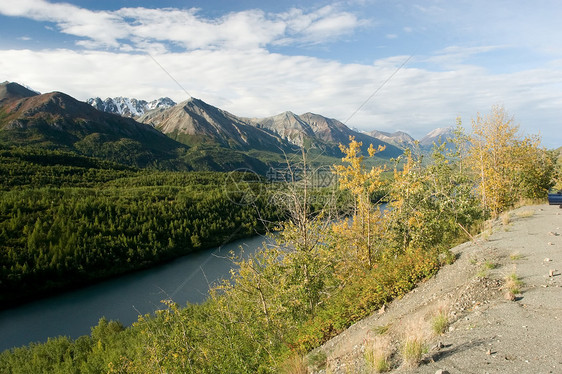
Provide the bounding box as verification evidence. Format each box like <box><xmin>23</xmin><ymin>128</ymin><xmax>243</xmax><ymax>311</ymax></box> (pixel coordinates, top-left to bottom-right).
<box><xmin>0</xmin><ymin>146</ymin><xmax>284</xmax><ymax>308</ymax></box>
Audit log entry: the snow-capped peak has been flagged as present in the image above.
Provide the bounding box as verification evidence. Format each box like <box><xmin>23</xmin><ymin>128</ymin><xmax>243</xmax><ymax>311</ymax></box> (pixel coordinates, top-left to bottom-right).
<box><xmin>87</xmin><ymin>96</ymin><xmax>176</xmax><ymax>118</ymax></box>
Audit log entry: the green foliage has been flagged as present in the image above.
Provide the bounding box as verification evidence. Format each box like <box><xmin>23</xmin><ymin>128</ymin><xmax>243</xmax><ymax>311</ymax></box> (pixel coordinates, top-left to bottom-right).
<box><xmin>385</xmin><ymin>123</ymin><xmax>482</xmax><ymax>254</ymax></box>
<box><xmin>0</xmin><ymin>147</ymin><xmax>282</xmax><ymax>307</ymax></box>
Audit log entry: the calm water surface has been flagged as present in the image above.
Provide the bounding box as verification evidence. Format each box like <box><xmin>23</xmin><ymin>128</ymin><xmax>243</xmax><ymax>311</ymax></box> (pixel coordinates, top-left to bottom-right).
<box><xmin>0</xmin><ymin>234</ymin><xmax>269</xmax><ymax>352</ymax></box>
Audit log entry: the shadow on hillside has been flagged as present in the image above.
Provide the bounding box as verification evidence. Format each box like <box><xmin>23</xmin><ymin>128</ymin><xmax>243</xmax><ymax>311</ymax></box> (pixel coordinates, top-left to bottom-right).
<box><xmin>425</xmin><ymin>338</ymin><xmax>488</xmax><ymax>364</ymax></box>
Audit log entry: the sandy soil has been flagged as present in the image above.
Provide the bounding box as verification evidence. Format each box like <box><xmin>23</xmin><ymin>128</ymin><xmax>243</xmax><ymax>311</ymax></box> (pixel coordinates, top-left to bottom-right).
<box><xmin>310</xmin><ymin>204</ymin><xmax>562</xmax><ymax>374</ymax></box>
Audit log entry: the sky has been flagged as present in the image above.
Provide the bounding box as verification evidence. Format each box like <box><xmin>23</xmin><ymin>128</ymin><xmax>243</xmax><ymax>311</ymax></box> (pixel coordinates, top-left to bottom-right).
<box><xmin>1</xmin><ymin>0</ymin><xmax>561</xmax><ymax>147</ymax></box>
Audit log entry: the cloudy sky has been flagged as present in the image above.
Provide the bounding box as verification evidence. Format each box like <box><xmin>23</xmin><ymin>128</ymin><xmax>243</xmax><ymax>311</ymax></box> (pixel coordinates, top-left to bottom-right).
<box><xmin>1</xmin><ymin>0</ymin><xmax>561</xmax><ymax>147</ymax></box>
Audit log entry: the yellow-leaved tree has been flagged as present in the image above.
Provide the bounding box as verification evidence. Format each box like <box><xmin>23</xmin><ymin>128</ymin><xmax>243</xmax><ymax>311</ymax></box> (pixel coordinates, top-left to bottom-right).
<box><xmin>468</xmin><ymin>105</ymin><xmax>556</xmax><ymax>216</ymax></box>
<box><xmin>331</xmin><ymin>136</ymin><xmax>386</xmax><ymax>269</ymax></box>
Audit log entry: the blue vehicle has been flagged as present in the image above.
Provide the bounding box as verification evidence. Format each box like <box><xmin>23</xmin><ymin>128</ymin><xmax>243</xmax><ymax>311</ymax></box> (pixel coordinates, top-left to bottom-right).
<box><xmin>547</xmin><ymin>191</ymin><xmax>562</xmax><ymax>206</ymax></box>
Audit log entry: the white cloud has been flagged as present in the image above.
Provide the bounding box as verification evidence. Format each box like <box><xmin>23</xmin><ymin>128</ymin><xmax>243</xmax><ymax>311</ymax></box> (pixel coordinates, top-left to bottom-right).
<box><xmin>0</xmin><ymin>0</ymin><xmax>128</xmax><ymax>48</ymax></box>
<box><xmin>276</xmin><ymin>5</ymin><xmax>368</xmax><ymax>45</ymax></box>
<box><xmin>0</xmin><ymin>1</ymin><xmax>366</xmax><ymax>51</ymax></box>
<box><xmin>2</xmin><ymin>47</ymin><xmax>561</xmax><ymax>147</ymax></box>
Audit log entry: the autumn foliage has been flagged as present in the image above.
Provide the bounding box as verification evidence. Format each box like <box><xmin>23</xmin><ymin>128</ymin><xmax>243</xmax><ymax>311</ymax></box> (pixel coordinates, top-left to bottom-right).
<box><xmin>469</xmin><ymin>105</ymin><xmax>556</xmax><ymax>216</ymax></box>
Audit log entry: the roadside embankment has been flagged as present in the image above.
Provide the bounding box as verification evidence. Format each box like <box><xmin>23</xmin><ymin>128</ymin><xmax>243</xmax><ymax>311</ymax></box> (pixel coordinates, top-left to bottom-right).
<box><xmin>311</xmin><ymin>204</ymin><xmax>562</xmax><ymax>374</ymax></box>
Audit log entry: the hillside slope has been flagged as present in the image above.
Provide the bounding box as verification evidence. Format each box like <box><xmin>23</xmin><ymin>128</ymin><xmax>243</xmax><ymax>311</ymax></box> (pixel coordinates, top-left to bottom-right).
<box><xmin>140</xmin><ymin>98</ymin><xmax>292</xmax><ymax>152</ymax></box>
<box><xmin>312</xmin><ymin>204</ymin><xmax>562</xmax><ymax>373</ymax></box>
<box><xmin>0</xmin><ymin>83</ymin><xmax>188</xmax><ymax>168</ymax></box>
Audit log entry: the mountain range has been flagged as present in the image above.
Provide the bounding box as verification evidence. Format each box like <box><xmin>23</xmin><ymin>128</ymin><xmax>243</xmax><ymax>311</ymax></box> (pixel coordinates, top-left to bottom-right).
<box><xmin>1</xmin><ymin>81</ymin><xmax>454</xmax><ymax>173</ymax></box>
<box><xmin>89</xmin><ymin>92</ymin><xmax>453</xmax><ymax>153</ymax></box>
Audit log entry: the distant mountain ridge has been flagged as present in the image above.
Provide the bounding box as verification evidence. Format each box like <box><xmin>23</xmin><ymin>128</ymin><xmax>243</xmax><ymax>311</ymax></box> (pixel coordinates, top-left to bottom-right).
<box><xmin>368</xmin><ymin>130</ymin><xmax>416</xmax><ymax>149</ymax></box>
<box><xmin>139</xmin><ymin>98</ymin><xmax>293</xmax><ymax>152</ymax></box>
<box><xmin>88</xmin><ymin>92</ymin><xmax>452</xmax><ymax>155</ymax></box>
<box><xmin>140</xmin><ymin>99</ymin><xmax>403</xmax><ymax>158</ymax></box>
<box><xmin>419</xmin><ymin>127</ymin><xmax>454</xmax><ymax>146</ymax></box>
<box><xmin>1</xmin><ymin>81</ymin><xmax>463</xmax><ymax>174</ymax></box>
<box><xmin>87</xmin><ymin>96</ymin><xmax>176</xmax><ymax>118</ymax></box>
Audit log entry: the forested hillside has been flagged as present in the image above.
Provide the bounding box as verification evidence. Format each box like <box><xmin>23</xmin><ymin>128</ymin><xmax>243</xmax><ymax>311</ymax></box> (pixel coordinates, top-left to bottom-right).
<box><xmin>0</xmin><ymin>147</ymin><xmax>283</xmax><ymax>308</ymax></box>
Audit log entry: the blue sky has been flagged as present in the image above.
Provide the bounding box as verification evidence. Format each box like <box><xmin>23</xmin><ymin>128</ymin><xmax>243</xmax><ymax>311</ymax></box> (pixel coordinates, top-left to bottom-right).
<box><xmin>1</xmin><ymin>0</ymin><xmax>561</xmax><ymax>147</ymax></box>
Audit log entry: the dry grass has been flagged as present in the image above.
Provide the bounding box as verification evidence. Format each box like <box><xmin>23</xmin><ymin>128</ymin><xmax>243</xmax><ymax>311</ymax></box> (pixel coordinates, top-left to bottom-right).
<box><xmin>476</xmin><ymin>260</ymin><xmax>497</xmax><ymax>278</ymax></box>
<box><xmin>400</xmin><ymin>318</ymin><xmax>428</xmax><ymax>369</ymax></box>
<box><xmin>501</xmin><ymin>212</ymin><xmax>511</xmax><ymax>227</ymax></box>
<box><xmin>480</xmin><ymin>220</ymin><xmax>494</xmax><ymax>241</ymax></box>
<box><xmin>431</xmin><ymin>303</ymin><xmax>450</xmax><ymax>336</ymax></box>
<box><xmin>515</xmin><ymin>209</ymin><xmax>535</xmax><ymax>218</ymax></box>
<box><xmin>373</xmin><ymin>323</ymin><xmax>391</xmax><ymax>335</ymax></box>
<box><xmin>280</xmin><ymin>354</ymin><xmax>309</xmax><ymax>374</ymax></box>
<box><xmin>365</xmin><ymin>335</ymin><xmax>393</xmax><ymax>373</ymax></box>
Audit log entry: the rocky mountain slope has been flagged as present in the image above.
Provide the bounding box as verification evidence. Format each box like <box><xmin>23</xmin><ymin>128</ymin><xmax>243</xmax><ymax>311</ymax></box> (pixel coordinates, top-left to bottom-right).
<box><xmin>0</xmin><ymin>81</ymin><xmax>40</xmax><ymax>102</ymax></box>
<box><xmin>87</xmin><ymin>96</ymin><xmax>176</xmax><ymax>118</ymax></box>
<box><xmin>140</xmin><ymin>98</ymin><xmax>403</xmax><ymax>158</ymax></box>
<box><xmin>86</xmin><ymin>88</ymin><xmax>456</xmax><ymax>156</ymax></box>
<box><xmin>0</xmin><ymin>82</ymin><xmax>273</xmax><ymax>172</ymax></box>
<box><xmin>139</xmin><ymin>98</ymin><xmax>294</xmax><ymax>152</ymax></box>
<box><xmin>0</xmin><ymin>82</ymin><xmax>188</xmax><ymax>167</ymax></box>
<box><xmin>419</xmin><ymin>127</ymin><xmax>454</xmax><ymax>147</ymax></box>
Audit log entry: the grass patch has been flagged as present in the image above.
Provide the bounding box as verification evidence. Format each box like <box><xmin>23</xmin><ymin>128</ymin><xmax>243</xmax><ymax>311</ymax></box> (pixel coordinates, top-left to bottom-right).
<box><xmin>400</xmin><ymin>319</ymin><xmax>428</xmax><ymax>369</ymax></box>
<box><xmin>365</xmin><ymin>335</ymin><xmax>393</xmax><ymax>373</ymax></box>
<box><xmin>307</xmin><ymin>350</ymin><xmax>326</xmax><ymax>371</ymax></box>
<box><xmin>501</xmin><ymin>212</ymin><xmax>511</xmax><ymax>227</ymax></box>
<box><xmin>481</xmin><ymin>227</ymin><xmax>493</xmax><ymax>241</ymax></box>
<box><xmin>440</xmin><ymin>249</ymin><xmax>456</xmax><ymax>265</ymax></box>
<box><xmin>477</xmin><ymin>260</ymin><xmax>498</xmax><ymax>277</ymax></box>
<box><xmin>373</xmin><ymin>324</ymin><xmax>391</xmax><ymax>335</ymax></box>
<box><xmin>510</xmin><ymin>252</ymin><xmax>524</xmax><ymax>261</ymax></box>
<box><xmin>476</xmin><ymin>269</ymin><xmax>488</xmax><ymax>278</ymax></box>
<box><xmin>402</xmin><ymin>337</ymin><xmax>425</xmax><ymax>369</ymax></box>
<box><xmin>431</xmin><ymin>306</ymin><xmax>449</xmax><ymax>336</ymax></box>
<box><xmin>505</xmin><ymin>272</ymin><xmax>523</xmax><ymax>295</ymax></box>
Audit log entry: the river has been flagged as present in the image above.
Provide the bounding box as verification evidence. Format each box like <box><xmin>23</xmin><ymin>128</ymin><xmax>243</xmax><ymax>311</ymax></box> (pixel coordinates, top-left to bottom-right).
<box><xmin>0</xmin><ymin>234</ymin><xmax>270</xmax><ymax>352</ymax></box>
